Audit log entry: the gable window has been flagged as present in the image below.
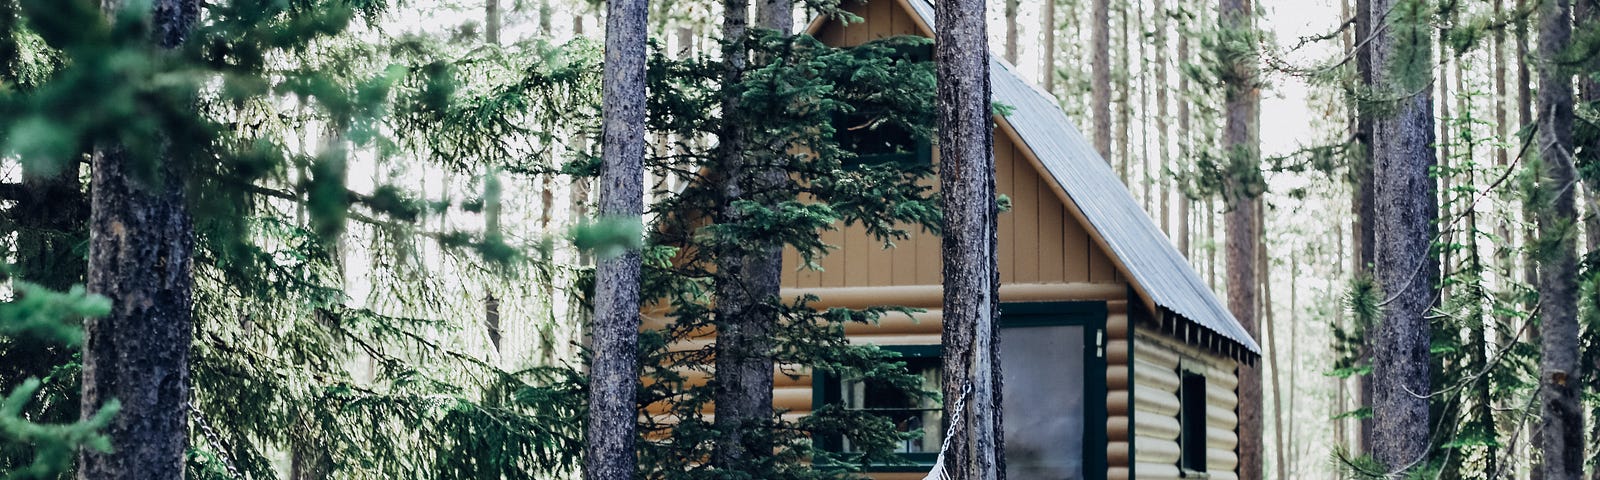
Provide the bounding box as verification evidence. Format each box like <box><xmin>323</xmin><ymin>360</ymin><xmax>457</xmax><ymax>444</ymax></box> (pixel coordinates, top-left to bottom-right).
<box><xmin>1178</xmin><ymin>368</ymin><xmax>1209</xmax><ymax>474</ymax></box>
<box><xmin>834</xmin><ymin>41</ymin><xmax>934</xmax><ymax>168</ymax></box>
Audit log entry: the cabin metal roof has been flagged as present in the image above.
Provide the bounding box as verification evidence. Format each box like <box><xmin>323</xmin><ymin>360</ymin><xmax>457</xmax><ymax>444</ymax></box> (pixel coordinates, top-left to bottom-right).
<box><xmin>899</xmin><ymin>0</ymin><xmax>1263</xmax><ymax>359</ymax></box>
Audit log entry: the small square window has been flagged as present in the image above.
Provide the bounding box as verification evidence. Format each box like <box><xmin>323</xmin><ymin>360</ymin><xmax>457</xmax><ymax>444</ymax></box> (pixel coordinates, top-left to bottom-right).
<box><xmin>1178</xmin><ymin>370</ymin><xmax>1208</xmax><ymax>473</ymax></box>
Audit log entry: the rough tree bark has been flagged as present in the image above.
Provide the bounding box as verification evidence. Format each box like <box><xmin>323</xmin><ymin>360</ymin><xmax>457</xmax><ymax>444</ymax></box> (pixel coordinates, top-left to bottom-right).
<box><xmin>1367</xmin><ymin>0</ymin><xmax>1436</xmax><ymax>474</ymax></box>
<box><xmin>937</xmin><ymin>0</ymin><xmax>1004</xmax><ymax>475</ymax></box>
<box><xmin>710</xmin><ymin>0</ymin><xmax>791</xmax><ymax>469</ymax></box>
<box><xmin>1218</xmin><ymin>0</ymin><xmax>1262</xmax><ymax>478</ymax></box>
<box><xmin>1534</xmin><ymin>0</ymin><xmax>1586</xmax><ymax>477</ymax></box>
<box><xmin>78</xmin><ymin>1</ymin><xmax>198</xmax><ymax>478</ymax></box>
<box><xmin>582</xmin><ymin>0</ymin><xmax>647</xmax><ymax>475</ymax></box>
<box><xmin>1091</xmin><ymin>0</ymin><xmax>1111</xmax><ymax>158</ymax></box>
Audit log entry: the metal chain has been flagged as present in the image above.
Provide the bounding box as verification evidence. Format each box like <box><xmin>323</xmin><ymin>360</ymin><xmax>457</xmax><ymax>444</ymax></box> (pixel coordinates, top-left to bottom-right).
<box><xmin>187</xmin><ymin>401</ymin><xmax>243</xmax><ymax>479</ymax></box>
<box><xmin>922</xmin><ymin>381</ymin><xmax>972</xmax><ymax>480</ymax></box>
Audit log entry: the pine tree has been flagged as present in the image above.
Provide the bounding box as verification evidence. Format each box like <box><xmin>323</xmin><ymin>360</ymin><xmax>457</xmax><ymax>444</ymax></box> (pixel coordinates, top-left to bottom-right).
<box><xmin>1533</xmin><ymin>0</ymin><xmax>1586</xmax><ymax>477</ymax></box>
<box><xmin>79</xmin><ymin>1</ymin><xmax>200</xmax><ymax>476</ymax></box>
<box><xmin>1092</xmin><ymin>0</ymin><xmax>1112</xmax><ymax>158</ymax></box>
<box><xmin>1218</xmin><ymin>0</ymin><xmax>1263</xmax><ymax>477</ymax></box>
<box><xmin>937</xmin><ymin>0</ymin><xmax>1003</xmax><ymax>474</ymax></box>
<box><xmin>584</xmin><ymin>0</ymin><xmax>648</xmax><ymax>475</ymax></box>
<box><xmin>1368</xmin><ymin>0</ymin><xmax>1436</xmax><ymax>474</ymax></box>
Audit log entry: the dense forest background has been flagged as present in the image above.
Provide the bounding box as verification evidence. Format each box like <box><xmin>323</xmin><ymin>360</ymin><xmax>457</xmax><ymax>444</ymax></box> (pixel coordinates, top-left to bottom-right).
<box><xmin>0</xmin><ymin>0</ymin><xmax>1596</xmax><ymax>479</ymax></box>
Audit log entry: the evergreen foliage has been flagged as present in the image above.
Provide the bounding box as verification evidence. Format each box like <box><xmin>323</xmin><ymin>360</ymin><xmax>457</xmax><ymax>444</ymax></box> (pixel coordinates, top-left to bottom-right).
<box><xmin>623</xmin><ymin>29</ymin><xmax>944</xmax><ymax>479</ymax></box>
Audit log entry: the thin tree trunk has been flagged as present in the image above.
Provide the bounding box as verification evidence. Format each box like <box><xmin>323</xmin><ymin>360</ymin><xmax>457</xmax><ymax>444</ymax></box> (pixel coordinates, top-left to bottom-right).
<box><xmin>1534</xmin><ymin>0</ymin><xmax>1585</xmax><ymax>477</ymax></box>
<box><xmin>486</xmin><ymin>0</ymin><xmax>500</xmax><ymax>44</ymax></box>
<box><xmin>1004</xmin><ymin>0</ymin><xmax>1019</xmax><ymax>64</ymax></box>
<box><xmin>1177</xmin><ymin>7</ymin><xmax>1191</xmax><ymax>257</ymax></box>
<box><xmin>1091</xmin><ymin>0</ymin><xmax>1111</xmax><ymax>158</ymax></box>
<box><xmin>938</xmin><ymin>0</ymin><xmax>1005</xmax><ymax>476</ymax></box>
<box><xmin>1138</xmin><ymin>0</ymin><xmax>1151</xmax><ymax>211</ymax></box>
<box><xmin>1368</xmin><ymin>0</ymin><xmax>1436</xmax><ymax>473</ymax></box>
<box><xmin>583</xmin><ymin>0</ymin><xmax>647</xmax><ymax>475</ymax></box>
<box><xmin>1287</xmin><ymin>253</ymin><xmax>1299</xmax><ymax>477</ymax></box>
<box><xmin>1117</xmin><ymin>2</ymin><xmax>1131</xmax><ymax>184</ymax></box>
<box><xmin>1155</xmin><ymin>0</ymin><xmax>1169</xmax><ymax>234</ymax></box>
<box><xmin>1042</xmin><ymin>0</ymin><xmax>1057</xmax><ymax>92</ymax></box>
<box><xmin>1260</xmin><ymin>204</ymin><xmax>1285</xmax><ymax>480</ymax></box>
<box><xmin>1516</xmin><ymin>1</ymin><xmax>1543</xmax><ymax>475</ymax></box>
<box><xmin>1208</xmin><ymin>196</ymin><xmax>1217</xmax><ymax>289</ymax></box>
<box><xmin>78</xmin><ymin>1</ymin><xmax>198</xmax><ymax>478</ymax></box>
<box><xmin>1352</xmin><ymin>0</ymin><xmax>1377</xmax><ymax>457</ymax></box>
<box><xmin>1219</xmin><ymin>0</ymin><xmax>1262</xmax><ymax>478</ymax></box>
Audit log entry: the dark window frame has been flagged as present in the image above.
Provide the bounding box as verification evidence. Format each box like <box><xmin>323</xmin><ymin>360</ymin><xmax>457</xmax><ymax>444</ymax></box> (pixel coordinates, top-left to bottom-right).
<box><xmin>834</xmin><ymin>41</ymin><xmax>935</xmax><ymax>169</ymax></box>
<box><xmin>811</xmin><ymin>301</ymin><xmax>1108</xmax><ymax>478</ymax></box>
<box><xmin>1178</xmin><ymin>363</ymin><xmax>1209</xmax><ymax>475</ymax></box>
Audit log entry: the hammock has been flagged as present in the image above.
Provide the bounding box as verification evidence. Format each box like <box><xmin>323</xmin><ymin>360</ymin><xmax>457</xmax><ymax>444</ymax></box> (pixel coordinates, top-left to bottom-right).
<box><xmin>921</xmin><ymin>382</ymin><xmax>971</xmax><ymax>480</ymax></box>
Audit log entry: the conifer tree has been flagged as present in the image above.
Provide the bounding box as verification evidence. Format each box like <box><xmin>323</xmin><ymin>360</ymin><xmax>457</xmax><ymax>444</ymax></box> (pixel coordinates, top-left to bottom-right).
<box><xmin>1533</xmin><ymin>0</ymin><xmax>1586</xmax><ymax>477</ymax></box>
<box><xmin>584</xmin><ymin>0</ymin><xmax>647</xmax><ymax>475</ymax></box>
<box><xmin>79</xmin><ymin>1</ymin><xmax>200</xmax><ymax>476</ymax></box>
<box><xmin>1217</xmin><ymin>0</ymin><xmax>1263</xmax><ymax>477</ymax></box>
<box><xmin>1092</xmin><ymin>0</ymin><xmax>1111</xmax><ymax>158</ymax></box>
<box><xmin>937</xmin><ymin>0</ymin><xmax>1004</xmax><ymax>474</ymax></box>
<box><xmin>1368</xmin><ymin>0</ymin><xmax>1436</xmax><ymax>474</ymax></box>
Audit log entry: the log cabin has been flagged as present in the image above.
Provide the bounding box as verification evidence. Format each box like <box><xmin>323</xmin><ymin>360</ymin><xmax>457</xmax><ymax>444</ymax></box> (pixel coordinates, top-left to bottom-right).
<box><xmin>651</xmin><ymin>0</ymin><xmax>1262</xmax><ymax>478</ymax></box>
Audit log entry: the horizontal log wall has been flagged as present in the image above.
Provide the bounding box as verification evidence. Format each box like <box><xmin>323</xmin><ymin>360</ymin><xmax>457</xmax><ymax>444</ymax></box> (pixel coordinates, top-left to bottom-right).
<box><xmin>1118</xmin><ymin>326</ymin><xmax>1241</xmax><ymax>480</ymax></box>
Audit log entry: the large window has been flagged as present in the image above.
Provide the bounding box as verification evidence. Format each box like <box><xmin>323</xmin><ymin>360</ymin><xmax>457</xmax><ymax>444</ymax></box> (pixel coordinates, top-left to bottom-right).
<box><xmin>1178</xmin><ymin>368</ymin><xmax>1209</xmax><ymax>473</ymax></box>
<box><xmin>814</xmin><ymin>302</ymin><xmax>1106</xmax><ymax>479</ymax></box>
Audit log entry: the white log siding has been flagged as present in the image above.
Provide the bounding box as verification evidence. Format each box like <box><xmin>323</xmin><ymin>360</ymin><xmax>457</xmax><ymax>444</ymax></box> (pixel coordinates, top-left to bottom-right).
<box><xmin>1120</xmin><ymin>328</ymin><xmax>1241</xmax><ymax>480</ymax></box>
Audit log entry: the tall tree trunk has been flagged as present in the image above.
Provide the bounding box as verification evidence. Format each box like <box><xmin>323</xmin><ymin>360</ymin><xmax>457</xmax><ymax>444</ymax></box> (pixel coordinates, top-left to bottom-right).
<box><xmin>1219</xmin><ymin>0</ymin><xmax>1262</xmax><ymax>478</ymax></box>
<box><xmin>486</xmin><ymin>0</ymin><xmax>500</xmax><ymax>44</ymax></box>
<box><xmin>1351</xmin><ymin>0</ymin><xmax>1377</xmax><ymax>457</ymax></box>
<box><xmin>1516</xmin><ymin>1</ymin><xmax>1543</xmax><ymax>476</ymax></box>
<box><xmin>1138</xmin><ymin>0</ymin><xmax>1151</xmax><ymax>211</ymax></box>
<box><xmin>1042</xmin><ymin>0</ymin><xmax>1057</xmax><ymax>92</ymax></box>
<box><xmin>1208</xmin><ymin>196</ymin><xmax>1217</xmax><ymax>289</ymax></box>
<box><xmin>1534</xmin><ymin>0</ymin><xmax>1586</xmax><ymax>477</ymax></box>
<box><xmin>1367</xmin><ymin>0</ymin><xmax>1436</xmax><ymax>474</ymax></box>
<box><xmin>937</xmin><ymin>0</ymin><xmax>1004</xmax><ymax>475</ymax></box>
<box><xmin>1287</xmin><ymin>252</ymin><xmax>1300</xmax><ymax>476</ymax></box>
<box><xmin>583</xmin><ymin>0</ymin><xmax>647</xmax><ymax>476</ymax></box>
<box><xmin>1004</xmin><ymin>0</ymin><xmax>1019</xmax><ymax>64</ymax></box>
<box><xmin>1177</xmin><ymin>7</ymin><xmax>1191</xmax><ymax>257</ymax></box>
<box><xmin>78</xmin><ymin>1</ymin><xmax>198</xmax><ymax>478</ymax></box>
<box><xmin>1574</xmin><ymin>3</ymin><xmax>1600</xmax><ymax>473</ymax></box>
<box><xmin>1155</xmin><ymin>0</ymin><xmax>1170</xmax><ymax>234</ymax></box>
<box><xmin>1260</xmin><ymin>205</ymin><xmax>1285</xmax><ymax>480</ymax></box>
<box><xmin>1117</xmin><ymin>2</ymin><xmax>1131</xmax><ymax>184</ymax></box>
<box><xmin>1091</xmin><ymin>0</ymin><xmax>1111</xmax><ymax>158</ymax></box>
<box><xmin>710</xmin><ymin>0</ymin><xmax>791</xmax><ymax>470</ymax></box>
